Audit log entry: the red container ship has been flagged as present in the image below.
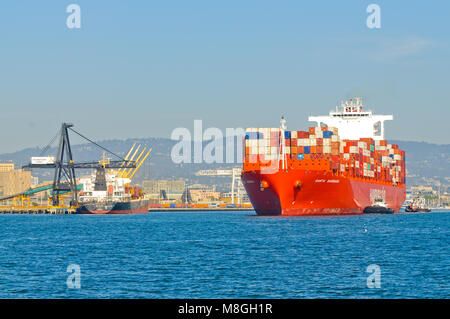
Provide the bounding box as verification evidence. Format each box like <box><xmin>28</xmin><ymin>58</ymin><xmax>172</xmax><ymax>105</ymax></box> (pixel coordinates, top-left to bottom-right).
<box><xmin>241</xmin><ymin>98</ymin><xmax>406</xmax><ymax>216</ymax></box>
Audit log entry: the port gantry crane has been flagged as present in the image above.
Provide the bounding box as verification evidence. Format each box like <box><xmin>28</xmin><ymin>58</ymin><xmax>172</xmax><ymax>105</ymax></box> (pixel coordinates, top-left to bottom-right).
<box><xmin>22</xmin><ymin>123</ymin><xmax>139</xmax><ymax>208</ymax></box>
<box><xmin>195</xmin><ymin>168</ymin><xmax>245</xmax><ymax>204</ymax></box>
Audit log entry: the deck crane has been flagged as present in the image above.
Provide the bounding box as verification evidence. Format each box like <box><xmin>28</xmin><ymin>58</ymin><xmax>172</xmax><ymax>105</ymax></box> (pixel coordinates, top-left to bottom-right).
<box><xmin>22</xmin><ymin>123</ymin><xmax>137</xmax><ymax>208</ymax></box>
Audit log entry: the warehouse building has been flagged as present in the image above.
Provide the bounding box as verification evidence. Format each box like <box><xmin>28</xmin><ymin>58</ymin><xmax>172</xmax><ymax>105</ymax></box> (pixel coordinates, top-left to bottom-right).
<box><xmin>142</xmin><ymin>179</ymin><xmax>186</xmax><ymax>194</ymax></box>
<box><xmin>0</xmin><ymin>163</ymin><xmax>31</xmax><ymax>197</ymax></box>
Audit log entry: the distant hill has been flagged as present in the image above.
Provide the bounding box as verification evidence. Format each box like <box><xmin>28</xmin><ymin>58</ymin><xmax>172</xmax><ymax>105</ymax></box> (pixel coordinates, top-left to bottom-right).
<box><xmin>390</xmin><ymin>140</ymin><xmax>450</xmax><ymax>187</ymax></box>
<box><xmin>0</xmin><ymin>138</ymin><xmax>448</xmax><ymax>189</ymax></box>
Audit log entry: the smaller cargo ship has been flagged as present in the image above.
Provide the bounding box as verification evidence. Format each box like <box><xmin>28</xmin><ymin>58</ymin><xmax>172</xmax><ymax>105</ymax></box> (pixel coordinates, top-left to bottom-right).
<box><xmin>76</xmin><ymin>146</ymin><xmax>151</xmax><ymax>215</ymax></box>
<box><xmin>77</xmin><ymin>198</ymin><xmax>149</xmax><ymax>214</ymax></box>
<box><xmin>76</xmin><ymin>167</ymin><xmax>148</xmax><ymax>214</ymax></box>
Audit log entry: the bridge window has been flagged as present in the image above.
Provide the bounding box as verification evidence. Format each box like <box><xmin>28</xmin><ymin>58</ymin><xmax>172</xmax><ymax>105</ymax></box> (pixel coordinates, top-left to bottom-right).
<box><xmin>374</xmin><ymin>121</ymin><xmax>381</xmax><ymax>136</ymax></box>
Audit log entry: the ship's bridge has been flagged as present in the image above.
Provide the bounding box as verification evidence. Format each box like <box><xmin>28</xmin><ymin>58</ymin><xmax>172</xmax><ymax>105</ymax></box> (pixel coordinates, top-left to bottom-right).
<box><xmin>308</xmin><ymin>98</ymin><xmax>393</xmax><ymax>140</ymax></box>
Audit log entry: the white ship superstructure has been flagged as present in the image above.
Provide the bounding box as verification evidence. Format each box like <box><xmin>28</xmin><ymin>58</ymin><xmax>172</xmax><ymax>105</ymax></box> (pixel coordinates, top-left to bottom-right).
<box><xmin>78</xmin><ymin>168</ymin><xmax>132</xmax><ymax>203</ymax></box>
<box><xmin>308</xmin><ymin>98</ymin><xmax>393</xmax><ymax>140</ymax></box>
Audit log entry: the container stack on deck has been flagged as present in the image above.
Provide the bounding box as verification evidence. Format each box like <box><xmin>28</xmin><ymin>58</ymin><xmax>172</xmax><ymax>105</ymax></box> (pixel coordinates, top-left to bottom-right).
<box><xmin>244</xmin><ymin>127</ymin><xmax>405</xmax><ymax>185</ymax></box>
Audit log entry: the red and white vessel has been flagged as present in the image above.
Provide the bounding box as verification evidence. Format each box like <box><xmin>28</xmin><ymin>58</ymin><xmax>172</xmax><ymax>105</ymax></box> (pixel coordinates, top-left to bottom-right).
<box><xmin>241</xmin><ymin>98</ymin><xmax>406</xmax><ymax>216</ymax></box>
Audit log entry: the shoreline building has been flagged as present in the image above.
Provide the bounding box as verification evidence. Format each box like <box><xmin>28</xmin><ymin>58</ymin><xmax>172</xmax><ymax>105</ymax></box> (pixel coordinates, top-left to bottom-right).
<box><xmin>0</xmin><ymin>163</ymin><xmax>31</xmax><ymax>198</ymax></box>
<box><xmin>142</xmin><ymin>179</ymin><xmax>186</xmax><ymax>203</ymax></box>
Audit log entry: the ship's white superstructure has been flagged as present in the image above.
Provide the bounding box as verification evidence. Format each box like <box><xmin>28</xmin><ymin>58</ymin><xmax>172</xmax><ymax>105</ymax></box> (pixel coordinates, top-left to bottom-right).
<box><xmin>308</xmin><ymin>98</ymin><xmax>393</xmax><ymax>140</ymax></box>
<box><xmin>78</xmin><ymin>169</ymin><xmax>132</xmax><ymax>203</ymax></box>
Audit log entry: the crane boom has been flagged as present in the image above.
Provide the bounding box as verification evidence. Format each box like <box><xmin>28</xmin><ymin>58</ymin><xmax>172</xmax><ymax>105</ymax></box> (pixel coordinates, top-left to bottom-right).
<box><xmin>129</xmin><ymin>149</ymin><xmax>152</xmax><ymax>179</ymax></box>
<box><xmin>118</xmin><ymin>145</ymin><xmax>141</xmax><ymax>177</ymax></box>
<box><xmin>117</xmin><ymin>143</ymin><xmax>136</xmax><ymax>174</ymax></box>
<box><xmin>123</xmin><ymin>147</ymin><xmax>146</xmax><ymax>178</ymax></box>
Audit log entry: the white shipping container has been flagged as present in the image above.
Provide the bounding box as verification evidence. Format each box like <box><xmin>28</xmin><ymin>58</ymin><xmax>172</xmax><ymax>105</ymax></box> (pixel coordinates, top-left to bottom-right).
<box><xmin>258</xmin><ymin>139</ymin><xmax>268</xmax><ymax>147</ymax></box>
<box><xmin>31</xmin><ymin>156</ymin><xmax>55</xmax><ymax>165</ymax></box>
<box><xmin>250</xmin><ymin>146</ymin><xmax>259</xmax><ymax>155</ymax></box>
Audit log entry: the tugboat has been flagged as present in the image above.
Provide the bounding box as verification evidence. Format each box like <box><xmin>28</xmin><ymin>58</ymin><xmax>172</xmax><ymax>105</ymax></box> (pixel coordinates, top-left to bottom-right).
<box><xmin>364</xmin><ymin>198</ymin><xmax>394</xmax><ymax>214</ymax></box>
<box><xmin>405</xmin><ymin>197</ymin><xmax>431</xmax><ymax>213</ymax></box>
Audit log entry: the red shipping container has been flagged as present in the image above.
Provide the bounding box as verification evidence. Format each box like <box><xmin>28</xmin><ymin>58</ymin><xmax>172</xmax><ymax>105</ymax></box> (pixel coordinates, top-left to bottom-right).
<box><xmin>270</xmin><ymin>139</ymin><xmax>278</xmax><ymax>147</ymax></box>
<box><xmin>331</xmin><ymin>155</ymin><xmax>340</xmax><ymax>163</ymax></box>
<box><xmin>298</xmin><ymin>131</ymin><xmax>309</xmax><ymax>138</ymax></box>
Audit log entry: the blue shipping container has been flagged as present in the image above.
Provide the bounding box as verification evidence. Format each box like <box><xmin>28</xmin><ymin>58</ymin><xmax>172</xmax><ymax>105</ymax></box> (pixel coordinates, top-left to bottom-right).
<box><xmin>297</xmin><ymin>154</ymin><xmax>304</xmax><ymax>160</ymax></box>
<box><xmin>304</xmin><ymin>146</ymin><xmax>311</xmax><ymax>154</ymax></box>
<box><xmin>245</xmin><ymin>132</ymin><xmax>264</xmax><ymax>139</ymax></box>
<box><xmin>323</xmin><ymin>131</ymin><xmax>333</xmax><ymax>138</ymax></box>
<box><xmin>284</xmin><ymin>131</ymin><xmax>291</xmax><ymax>139</ymax></box>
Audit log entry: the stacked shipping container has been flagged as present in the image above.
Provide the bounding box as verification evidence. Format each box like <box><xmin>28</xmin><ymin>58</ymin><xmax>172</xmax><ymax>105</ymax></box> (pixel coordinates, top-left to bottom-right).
<box><xmin>244</xmin><ymin>127</ymin><xmax>406</xmax><ymax>185</ymax></box>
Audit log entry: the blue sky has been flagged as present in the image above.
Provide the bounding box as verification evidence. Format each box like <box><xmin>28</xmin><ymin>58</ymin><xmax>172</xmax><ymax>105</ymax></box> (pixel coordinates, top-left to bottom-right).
<box><xmin>0</xmin><ymin>1</ymin><xmax>449</xmax><ymax>152</ymax></box>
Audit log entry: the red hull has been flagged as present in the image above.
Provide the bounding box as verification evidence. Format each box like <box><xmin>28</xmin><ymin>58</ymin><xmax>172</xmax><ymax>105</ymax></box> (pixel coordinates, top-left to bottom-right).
<box><xmin>242</xmin><ymin>170</ymin><xmax>406</xmax><ymax>216</ymax></box>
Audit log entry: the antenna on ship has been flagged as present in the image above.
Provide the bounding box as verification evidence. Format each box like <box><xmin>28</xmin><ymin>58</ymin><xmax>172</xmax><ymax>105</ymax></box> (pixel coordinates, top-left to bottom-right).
<box><xmin>280</xmin><ymin>116</ymin><xmax>287</xmax><ymax>170</ymax></box>
<box><xmin>280</xmin><ymin>116</ymin><xmax>287</xmax><ymax>130</ymax></box>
